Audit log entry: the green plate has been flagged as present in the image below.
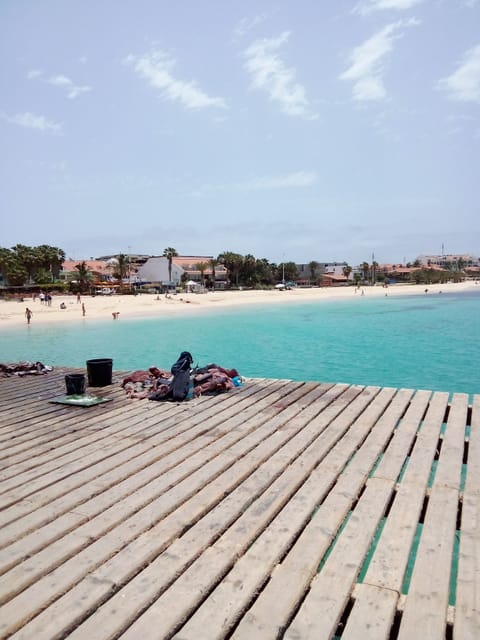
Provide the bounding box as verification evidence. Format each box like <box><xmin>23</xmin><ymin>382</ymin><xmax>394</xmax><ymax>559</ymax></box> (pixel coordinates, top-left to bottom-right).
<box><xmin>49</xmin><ymin>394</ymin><xmax>113</xmax><ymax>407</ymax></box>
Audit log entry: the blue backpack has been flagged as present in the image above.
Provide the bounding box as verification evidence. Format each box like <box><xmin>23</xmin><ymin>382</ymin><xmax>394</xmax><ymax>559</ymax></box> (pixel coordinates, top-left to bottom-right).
<box><xmin>170</xmin><ymin>351</ymin><xmax>193</xmax><ymax>400</ymax></box>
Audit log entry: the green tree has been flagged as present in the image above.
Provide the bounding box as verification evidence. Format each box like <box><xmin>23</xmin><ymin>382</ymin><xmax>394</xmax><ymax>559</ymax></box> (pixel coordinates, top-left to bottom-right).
<box><xmin>240</xmin><ymin>254</ymin><xmax>257</xmax><ymax>287</ymax></box>
<box><xmin>218</xmin><ymin>251</ymin><xmax>243</xmax><ymax>287</ymax></box>
<box><xmin>74</xmin><ymin>261</ymin><xmax>92</xmax><ymax>293</ymax></box>
<box><xmin>361</xmin><ymin>261</ymin><xmax>370</xmax><ymax>282</ymax></box>
<box><xmin>195</xmin><ymin>262</ymin><xmax>208</xmax><ymax>287</ymax></box>
<box><xmin>11</xmin><ymin>244</ymin><xmax>37</xmax><ymax>283</ymax></box>
<box><xmin>111</xmin><ymin>254</ymin><xmax>129</xmax><ymax>292</ymax></box>
<box><xmin>163</xmin><ymin>247</ymin><xmax>178</xmax><ymax>284</ymax></box>
<box><xmin>342</xmin><ymin>264</ymin><xmax>352</xmax><ymax>281</ymax></box>
<box><xmin>36</xmin><ymin>245</ymin><xmax>66</xmax><ymax>280</ymax></box>
<box><xmin>33</xmin><ymin>268</ymin><xmax>53</xmax><ymax>284</ymax></box>
<box><xmin>253</xmin><ymin>258</ymin><xmax>276</xmax><ymax>287</ymax></box>
<box><xmin>208</xmin><ymin>257</ymin><xmax>218</xmax><ymax>289</ymax></box>
<box><xmin>309</xmin><ymin>260</ymin><xmax>320</xmax><ymax>284</ymax></box>
<box><xmin>278</xmin><ymin>261</ymin><xmax>298</xmax><ymax>283</ymax></box>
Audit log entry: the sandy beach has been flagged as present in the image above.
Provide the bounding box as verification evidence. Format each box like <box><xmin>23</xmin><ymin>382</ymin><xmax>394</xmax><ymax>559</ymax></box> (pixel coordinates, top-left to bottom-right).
<box><xmin>1</xmin><ymin>281</ymin><xmax>478</xmax><ymax>329</ymax></box>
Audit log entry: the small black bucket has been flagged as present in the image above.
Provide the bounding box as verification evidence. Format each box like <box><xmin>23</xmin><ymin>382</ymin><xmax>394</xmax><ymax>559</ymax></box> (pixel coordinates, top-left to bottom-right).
<box><xmin>65</xmin><ymin>373</ymin><xmax>86</xmax><ymax>395</ymax></box>
<box><xmin>86</xmin><ymin>358</ymin><xmax>113</xmax><ymax>387</ymax></box>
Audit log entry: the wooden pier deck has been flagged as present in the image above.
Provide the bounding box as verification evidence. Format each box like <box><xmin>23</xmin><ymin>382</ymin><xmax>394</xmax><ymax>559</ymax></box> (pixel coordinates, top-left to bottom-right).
<box><xmin>0</xmin><ymin>369</ymin><xmax>478</xmax><ymax>639</ymax></box>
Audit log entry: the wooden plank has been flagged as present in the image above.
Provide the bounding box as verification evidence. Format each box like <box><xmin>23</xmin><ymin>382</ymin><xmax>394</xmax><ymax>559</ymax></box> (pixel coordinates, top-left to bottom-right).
<box><xmin>0</xmin><ymin>380</ymin><xmax>285</xmax><ymax>535</ymax></box>
<box><xmin>231</xmin><ymin>388</ymin><xmax>413</xmax><ymax>640</ymax></box>
<box><xmin>173</xmin><ymin>387</ymin><xmax>395</xmax><ymax>640</ymax></box>
<box><xmin>397</xmin><ymin>394</ymin><xmax>469</xmax><ymax>640</ymax></box>
<box><xmin>0</xmin><ymin>383</ymin><xmax>343</xmax><ymax>636</ymax></box>
<box><xmin>434</xmin><ymin>394</ymin><xmax>469</xmax><ymax>489</ymax></box>
<box><xmin>342</xmin><ymin>583</ymin><xmax>397</xmax><ymax>640</ymax></box>
<box><xmin>454</xmin><ymin>395</ymin><xmax>480</xmax><ymax>639</ymax></box>
<box><xmin>0</xmin><ymin>373</ymin><xmax>476</xmax><ymax>640</ymax></box>
<box><xmin>13</xmin><ymin>383</ymin><xmax>353</xmax><ymax>640</ymax></box>
<box><xmin>397</xmin><ymin>486</ymin><xmax>458</xmax><ymax>639</ymax></box>
<box><xmin>363</xmin><ymin>392</ymin><xmax>449</xmax><ymax>591</ymax></box>
<box><xmin>284</xmin><ymin>478</ymin><xmax>394</xmax><ymax>640</ymax></box>
<box><xmin>372</xmin><ymin>389</ymin><xmax>431</xmax><ymax>481</ymax></box>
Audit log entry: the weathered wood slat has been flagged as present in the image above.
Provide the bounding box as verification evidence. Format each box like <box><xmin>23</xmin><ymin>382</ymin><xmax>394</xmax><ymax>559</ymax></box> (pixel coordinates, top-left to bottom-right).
<box><xmin>173</xmin><ymin>387</ymin><xmax>394</xmax><ymax>640</ymax></box>
<box><xmin>0</xmin><ymin>380</ymin><xmax>280</xmax><ymax>533</ymax></box>
<box><xmin>397</xmin><ymin>393</ymin><xmax>469</xmax><ymax>640</ymax></box>
<box><xmin>0</xmin><ymin>383</ymin><xmax>343</xmax><ymax>636</ymax></box>
<box><xmin>454</xmin><ymin>395</ymin><xmax>480</xmax><ymax>640</ymax></box>
<box><xmin>230</xmin><ymin>388</ymin><xmax>413</xmax><ymax>640</ymax></box>
<box><xmin>0</xmin><ymin>370</ymin><xmax>477</xmax><ymax>640</ymax></box>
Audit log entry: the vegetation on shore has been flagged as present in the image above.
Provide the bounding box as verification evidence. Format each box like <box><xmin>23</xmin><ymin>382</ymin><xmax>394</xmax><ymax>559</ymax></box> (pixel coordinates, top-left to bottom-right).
<box><xmin>0</xmin><ymin>244</ymin><xmax>471</xmax><ymax>294</ymax></box>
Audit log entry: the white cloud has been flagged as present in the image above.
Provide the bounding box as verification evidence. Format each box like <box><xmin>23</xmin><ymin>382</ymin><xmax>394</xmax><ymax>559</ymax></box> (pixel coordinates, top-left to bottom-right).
<box><xmin>28</xmin><ymin>69</ymin><xmax>91</xmax><ymax>98</ymax></box>
<box><xmin>0</xmin><ymin>111</ymin><xmax>63</xmax><ymax>133</ymax></box>
<box><xmin>243</xmin><ymin>32</ymin><xmax>315</xmax><ymax>118</ymax></box>
<box><xmin>48</xmin><ymin>74</ymin><xmax>92</xmax><ymax>99</ymax></box>
<box><xmin>438</xmin><ymin>44</ymin><xmax>480</xmax><ymax>103</ymax></box>
<box><xmin>241</xmin><ymin>171</ymin><xmax>317</xmax><ymax>190</ymax></box>
<box><xmin>340</xmin><ymin>19</ymin><xmax>419</xmax><ymax>101</ymax></box>
<box><xmin>234</xmin><ymin>14</ymin><xmax>267</xmax><ymax>38</ymax></box>
<box><xmin>353</xmin><ymin>0</ymin><xmax>423</xmax><ymax>15</ymax></box>
<box><xmin>124</xmin><ymin>50</ymin><xmax>227</xmax><ymax>111</ymax></box>
<box><xmin>193</xmin><ymin>171</ymin><xmax>317</xmax><ymax>196</ymax></box>
<box><xmin>27</xmin><ymin>69</ymin><xmax>43</xmax><ymax>79</ymax></box>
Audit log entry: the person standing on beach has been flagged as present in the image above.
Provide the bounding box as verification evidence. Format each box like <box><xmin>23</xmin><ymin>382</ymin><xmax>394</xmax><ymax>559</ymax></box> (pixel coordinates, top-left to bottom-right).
<box><xmin>25</xmin><ymin>308</ymin><xmax>33</xmax><ymax>324</ymax></box>
<box><xmin>77</xmin><ymin>292</ymin><xmax>81</xmax><ymax>303</ymax></box>
<box><xmin>82</xmin><ymin>303</ymin><xmax>86</xmax><ymax>316</ymax></box>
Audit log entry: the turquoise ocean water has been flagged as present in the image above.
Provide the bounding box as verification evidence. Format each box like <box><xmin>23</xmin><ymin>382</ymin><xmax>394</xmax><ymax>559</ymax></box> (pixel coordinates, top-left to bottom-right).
<box><xmin>1</xmin><ymin>289</ymin><xmax>479</xmax><ymax>397</ymax></box>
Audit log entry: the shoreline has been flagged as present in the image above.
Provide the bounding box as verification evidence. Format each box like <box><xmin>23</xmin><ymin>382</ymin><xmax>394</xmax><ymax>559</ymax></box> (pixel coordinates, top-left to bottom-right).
<box><xmin>1</xmin><ymin>281</ymin><xmax>477</xmax><ymax>329</ymax></box>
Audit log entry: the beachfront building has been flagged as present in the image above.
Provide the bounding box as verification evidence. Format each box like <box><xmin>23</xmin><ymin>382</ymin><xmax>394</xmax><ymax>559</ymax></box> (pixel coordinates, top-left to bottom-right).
<box><xmin>59</xmin><ymin>259</ymin><xmax>112</xmax><ymax>284</ymax></box>
<box><xmin>296</xmin><ymin>262</ymin><xmax>352</xmax><ymax>286</ymax></box>
<box><xmin>172</xmin><ymin>256</ymin><xmax>228</xmax><ymax>290</ymax></box>
<box><xmin>136</xmin><ymin>257</ymin><xmax>184</xmax><ymax>289</ymax></box>
<box><xmin>416</xmin><ymin>253</ymin><xmax>479</xmax><ymax>269</ymax></box>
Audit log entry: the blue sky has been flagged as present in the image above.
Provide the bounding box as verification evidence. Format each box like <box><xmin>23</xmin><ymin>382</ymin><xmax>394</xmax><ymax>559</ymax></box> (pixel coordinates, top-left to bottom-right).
<box><xmin>1</xmin><ymin>0</ymin><xmax>479</xmax><ymax>266</ymax></box>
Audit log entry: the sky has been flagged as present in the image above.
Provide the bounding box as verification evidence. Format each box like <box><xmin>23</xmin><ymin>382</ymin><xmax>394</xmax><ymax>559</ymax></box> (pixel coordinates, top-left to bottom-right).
<box><xmin>1</xmin><ymin>0</ymin><xmax>479</xmax><ymax>266</ymax></box>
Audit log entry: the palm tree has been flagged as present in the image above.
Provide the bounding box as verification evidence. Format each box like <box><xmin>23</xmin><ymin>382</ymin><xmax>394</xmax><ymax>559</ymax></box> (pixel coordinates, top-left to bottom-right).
<box><xmin>209</xmin><ymin>257</ymin><xmax>218</xmax><ymax>289</ymax></box>
<box><xmin>11</xmin><ymin>244</ymin><xmax>37</xmax><ymax>283</ymax></box>
<box><xmin>36</xmin><ymin>244</ymin><xmax>66</xmax><ymax>281</ymax></box>
<box><xmin>342</xmin><ymin>264</ymin><xmax>352</xmax><ymax>281</ymax></box>
<box><xmin>74</xmin><ymin>261</ymin><xmax>92</xmax><ymax>293</ymax></box>
<box><xmin>111</xmin><ymin>254</ymin><xmax>129</xmax><ymax>292</ymax></box>
<box><xmin>308</xmin><ymin>261</ymin><xmax>319</xmax><ymax>285</ymax></box>
<box><xmin>163</xmin><ymin>247</ymin><xmax>178</xmax><ymax>284</ymax></box>
<box><xmin>361</xmin><ymin>261</ymin><xmax>370</xmax><ymax>282</ymax></box>
<box><xmin>218</xmin><ymin>251</ymin><xmax>243</xmax><ymax>287</ymax></box>
<box><xmin>195</xmin><ymin>262</ymin><xmax>208</xmax><ymax>288</ymax></box>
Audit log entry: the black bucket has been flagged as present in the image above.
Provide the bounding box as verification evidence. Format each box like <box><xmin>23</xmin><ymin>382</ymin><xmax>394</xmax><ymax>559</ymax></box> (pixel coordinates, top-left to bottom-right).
<box><xmin>65</xmin><ymin>373</ymin><xmax>86</xmax><ymax>395</ymax></box>
<box><xmin>86</xmin><ymin>358</ymin><xmax>113</xmax><ymax>387</ymax></box>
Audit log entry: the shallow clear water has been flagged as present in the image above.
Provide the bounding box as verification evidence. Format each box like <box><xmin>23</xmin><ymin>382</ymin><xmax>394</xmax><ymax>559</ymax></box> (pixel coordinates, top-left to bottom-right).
<box><xmin>1</xmin><ymin>290</ymin><xmax>479</xmax><ymax>397</ymax></box>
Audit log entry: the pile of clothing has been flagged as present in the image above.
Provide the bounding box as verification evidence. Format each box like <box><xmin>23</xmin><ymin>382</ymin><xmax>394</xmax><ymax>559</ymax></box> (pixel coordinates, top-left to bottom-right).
<box><xmin>121</xmin><ymin>351</ymin><xmax>242</xmax><ymax>401</ymax></box>
<box><xmin>0</xmin><ymin>361</ymin><xmax>53</xmax><ymax>377</ymax></box>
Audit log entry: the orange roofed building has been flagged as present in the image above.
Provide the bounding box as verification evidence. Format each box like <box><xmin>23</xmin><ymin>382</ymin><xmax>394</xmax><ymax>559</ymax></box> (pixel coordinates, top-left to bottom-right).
<box><xmin>60</xmin><ymin>259</ymin><xmax>113</xmax><ymax>284</ymax></box>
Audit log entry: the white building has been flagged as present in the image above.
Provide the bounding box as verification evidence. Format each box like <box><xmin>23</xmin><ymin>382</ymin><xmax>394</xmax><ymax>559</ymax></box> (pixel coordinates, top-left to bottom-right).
<box><xmin>136</xmin><ymin>257</ymin><xmax>183</xmax><ymax>286</ymax></box>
